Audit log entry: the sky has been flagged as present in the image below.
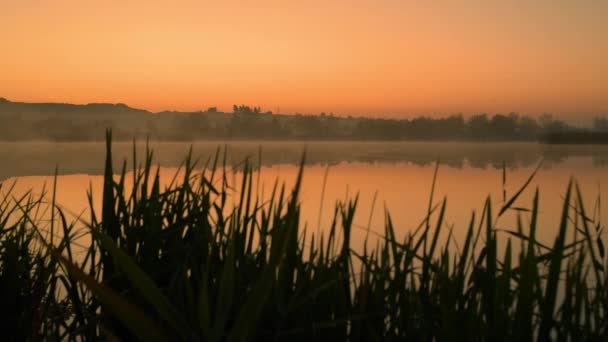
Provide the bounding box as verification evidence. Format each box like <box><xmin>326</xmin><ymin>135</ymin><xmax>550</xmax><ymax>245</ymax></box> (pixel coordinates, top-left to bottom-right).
<box><xmin>1</xmin><ymin>0</ymin><xmax>607</xmax><ymax>118</ymax></box>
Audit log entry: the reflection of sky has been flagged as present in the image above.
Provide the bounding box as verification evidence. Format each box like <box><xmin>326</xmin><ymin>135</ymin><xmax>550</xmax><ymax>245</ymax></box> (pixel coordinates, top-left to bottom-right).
<box><xmin>4</xmin><ymin>159</ymin><xmax>607</xmax><ymax>259</ymax></box>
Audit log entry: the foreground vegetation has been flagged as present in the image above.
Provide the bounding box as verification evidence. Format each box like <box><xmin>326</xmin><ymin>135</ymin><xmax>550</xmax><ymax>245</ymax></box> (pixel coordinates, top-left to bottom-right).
<box><xmin>1</xmin><ymin>132</ymin><xmax>607</xmax><ymax>341</ymax></box>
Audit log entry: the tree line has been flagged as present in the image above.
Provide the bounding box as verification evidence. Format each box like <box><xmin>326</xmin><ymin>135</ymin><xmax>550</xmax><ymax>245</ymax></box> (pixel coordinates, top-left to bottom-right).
<box><xmin>0</xmin><ymin>99</ymin><xmax>606</xmax><ymax>141</ymax></box>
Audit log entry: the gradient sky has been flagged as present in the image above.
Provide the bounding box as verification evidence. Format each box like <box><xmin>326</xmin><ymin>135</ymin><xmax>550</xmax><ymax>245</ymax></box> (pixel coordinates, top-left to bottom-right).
<box><xmin>1</xmin><ymin>0</ymin><xmax>607</xmax><ymax>117</ymax></box>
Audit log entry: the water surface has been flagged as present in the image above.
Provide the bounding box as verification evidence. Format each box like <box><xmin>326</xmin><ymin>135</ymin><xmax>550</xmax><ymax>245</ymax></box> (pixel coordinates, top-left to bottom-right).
<box><xmin>2</xmin><ymin>141</ymin><xmax>607</xmax><ymax>252</ymax></box>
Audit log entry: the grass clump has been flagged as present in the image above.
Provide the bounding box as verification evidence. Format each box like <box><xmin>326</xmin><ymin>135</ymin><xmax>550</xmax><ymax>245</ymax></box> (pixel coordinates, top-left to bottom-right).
<box><xmin>1</xmin><ymin>131</ymin><xmax>607</xmax><ymax>341</ymax></box>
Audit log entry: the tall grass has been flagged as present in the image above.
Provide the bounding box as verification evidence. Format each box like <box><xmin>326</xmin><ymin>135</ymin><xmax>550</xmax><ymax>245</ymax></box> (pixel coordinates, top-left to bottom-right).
<box><xmin>1</xmin><ymin>131</ymin><xmax>606</xmax><ymax>341</ymax></box>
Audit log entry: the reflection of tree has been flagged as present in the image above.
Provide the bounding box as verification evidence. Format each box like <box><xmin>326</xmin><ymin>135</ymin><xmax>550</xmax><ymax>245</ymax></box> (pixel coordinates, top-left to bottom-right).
<box><xmin>2</xmin><ymin>142</ymin><xmax>608</xmax><ymax>180</ymax></box>
<box><xmin>174</xmin><ymin>143</ymin><xmax>606</xmax><ymax>172</ymax></box>
<box><xmin>593</xmin><ymin>156</ymin><xmax>608</xmax><ymax>167</ymax></box>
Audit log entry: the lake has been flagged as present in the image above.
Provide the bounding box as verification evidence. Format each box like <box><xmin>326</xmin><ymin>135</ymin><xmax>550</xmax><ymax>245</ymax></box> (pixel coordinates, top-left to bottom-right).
<box><xmin>2</xmin><ymin>141</ymin><xmax>607</xmax><ymax>253</ymax></box>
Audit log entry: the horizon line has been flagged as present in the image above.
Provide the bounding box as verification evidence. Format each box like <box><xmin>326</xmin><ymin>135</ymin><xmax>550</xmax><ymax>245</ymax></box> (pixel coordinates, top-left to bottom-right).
<box><xmin>1</xmin><ymin>96</ymin><xmax>605</xmax><ymax>124</ymax></box>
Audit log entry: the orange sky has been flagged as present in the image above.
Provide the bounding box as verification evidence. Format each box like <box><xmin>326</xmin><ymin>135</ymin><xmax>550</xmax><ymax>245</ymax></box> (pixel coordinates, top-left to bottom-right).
<box><xmin>1</xmin><ymin>0</ymin><xmax>607</xmax><ymax>117</ymax></box>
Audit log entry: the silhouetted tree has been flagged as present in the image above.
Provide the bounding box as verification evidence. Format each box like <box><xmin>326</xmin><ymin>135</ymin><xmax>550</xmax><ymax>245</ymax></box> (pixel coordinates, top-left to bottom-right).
<box><xmin>467</xmin><ymin>114</ymin><xmax>490</xmax><ymax>140</ymax></box>
<box><xmin>0</xmin><ymin>98</ymin><xmax>587</xmax><ymax>141</ymax></box>
<box><xmin>593</xmin><ymin>116</ymin><xmax>608</xmax><ymax>131</ymax></box>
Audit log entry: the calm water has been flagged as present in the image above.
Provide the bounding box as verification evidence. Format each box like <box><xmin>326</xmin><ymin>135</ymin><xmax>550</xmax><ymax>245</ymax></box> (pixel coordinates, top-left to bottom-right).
<box><xmin>2</xmin><ymin>141</ymin><xmax>607</xmax><ymax>252</ymax></box>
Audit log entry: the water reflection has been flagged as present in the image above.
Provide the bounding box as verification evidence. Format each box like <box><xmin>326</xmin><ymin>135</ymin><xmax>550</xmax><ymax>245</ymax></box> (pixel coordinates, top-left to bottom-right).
<box><xmin>3</xmin><ymin>158</ymin><xmax>606</xmax><ymax>257</ymax></box>
<box><xmin>1</xmin><ymin>141</ymin><xmax>608</xmax><ymax>181</ymax></box>
<box><xmin>1</xmin><ymin>141</ymin><xmax>606</xmax><ymax>261</ymax></box>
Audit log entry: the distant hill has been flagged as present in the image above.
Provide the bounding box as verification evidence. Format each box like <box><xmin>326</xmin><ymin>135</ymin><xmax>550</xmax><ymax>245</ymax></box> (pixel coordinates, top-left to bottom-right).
<box><xmin>0</xmin><ymin>98</ymin><xmax>600</xmax><ymax>142</ymax></box>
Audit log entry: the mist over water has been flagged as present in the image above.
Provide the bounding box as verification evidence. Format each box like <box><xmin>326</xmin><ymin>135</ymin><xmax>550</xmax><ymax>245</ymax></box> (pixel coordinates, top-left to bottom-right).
<box><xmin>2</xmin><ymin>141</ymin><xmax>607</xmax><ymax>253</ymax></box>
<box><xmin>2</xmin><ymin>140</ymin><xmax>608</xmax><ymax>179</ymax></box>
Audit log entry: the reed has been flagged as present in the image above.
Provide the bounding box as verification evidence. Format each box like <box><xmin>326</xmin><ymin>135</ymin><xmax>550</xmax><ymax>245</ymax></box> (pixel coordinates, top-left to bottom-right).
<box><xmin>1</xmin><ymin>130</ymin><xmax>606</xmax><ymax>340</ymax></box>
